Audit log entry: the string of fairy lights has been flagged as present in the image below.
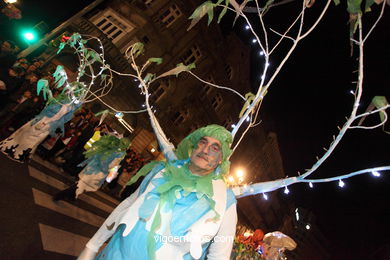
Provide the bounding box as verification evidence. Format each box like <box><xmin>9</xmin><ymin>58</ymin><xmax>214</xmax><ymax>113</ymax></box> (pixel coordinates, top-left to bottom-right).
<box><xmin>231</xmin><ymin>166</ymin><xmax>389</xmax><ymax>200</ymax></box>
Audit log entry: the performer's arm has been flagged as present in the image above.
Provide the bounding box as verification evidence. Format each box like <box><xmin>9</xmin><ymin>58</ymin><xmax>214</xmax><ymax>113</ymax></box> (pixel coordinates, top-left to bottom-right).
<box><xmin>77</xmin><ymin>187</ymin><xmax>140</xmax><ymax>260</ymax></box>
<box><xmin>206</xmin><ymin>203</ymin><xmax>237</xmax><ymax>260</ymax></box>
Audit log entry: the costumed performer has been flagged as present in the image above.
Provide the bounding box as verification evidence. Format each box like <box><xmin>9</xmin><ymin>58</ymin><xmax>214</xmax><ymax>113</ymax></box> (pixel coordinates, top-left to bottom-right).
<box><xmin>0</xmin><ymin>96</ymin><xmax>80</xmax><ymax>162</ymax></box>
<box><xmin>78</xmin><ymin>124</ymin><xmax>238</xmax><ymax>260</ymax></box>
<box><xmin>53</xmin><ymin>134</ymin><xmax>130</xmax><ymax>201</ymax></box>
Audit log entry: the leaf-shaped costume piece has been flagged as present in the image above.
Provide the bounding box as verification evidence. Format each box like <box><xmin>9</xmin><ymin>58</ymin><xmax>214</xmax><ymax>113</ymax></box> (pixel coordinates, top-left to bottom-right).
<box><xmin>84</xmin><ymin>135</ymin><xmax>130</xmax><ymax>160</ymax></box>
<box><xmin>239</xmin><ymin>92</ymin><xmax>256</xmax><ymax>118</ymax></box>
<box><xmin>358</xmin><ymin>96</ymin><xmax>390</xmax><ymax>134</ymax></box>
<box><xmin>36</xmin><ymin>79</ymin><xmax>50</xmax><ymax>100</ymax></box>
<box><xmin>156</xmin><ymin>63</ymin><xmax>196</xmax><ymax>80</ymax></box>
<box><xmin>372</xmin><ymin>96</ymin><xmax>389</xmax><ymax>123</ymax></box>
<box><xmin>148</xmin><ymin>57</ymin><xmax>163</xmax><ymax>65</ymax></box>
<box><xmin>187</xmin><ymin>1</ymin><xmax>216</xmax><ymax>31</ymax></box>
<box><xmin>52</xmin><ymin>65</ymin><xmax>68</xmax><ymax>89</ymax></box>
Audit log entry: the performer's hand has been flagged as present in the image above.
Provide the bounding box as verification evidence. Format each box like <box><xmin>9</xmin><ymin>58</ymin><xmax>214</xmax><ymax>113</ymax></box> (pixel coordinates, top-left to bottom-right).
<box><xmin>77</xmin><ymin>247</ymin><xmax>97</xmax><ymax>260</ymax></box>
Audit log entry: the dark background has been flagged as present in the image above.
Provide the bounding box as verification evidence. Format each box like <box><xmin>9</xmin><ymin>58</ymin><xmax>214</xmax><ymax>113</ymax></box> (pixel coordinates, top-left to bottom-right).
<box><xmin>1</xmin><ymin>0</ymin><xmax>389</xmax><ymax>258</ymax></box>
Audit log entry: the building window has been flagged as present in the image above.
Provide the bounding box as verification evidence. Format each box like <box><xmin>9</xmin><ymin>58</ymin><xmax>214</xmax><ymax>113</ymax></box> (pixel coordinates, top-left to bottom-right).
<box><xmin>142</xmin><ymin>36</ymin><xmax>150</xmax><ymax>44</ymax></box>
<box><xmin>160</xmin><ymin>4</ymin><xmax>182</xmax><ymax>28</ymax></box>
<box><xmin>225</xmin><ymin>64</ymin><xmax>233</xmax><ymax>79</ymax></box>
<box><xmin>200</xmin><ymin>76</ymin><xmax>214</xmax><ymax>100</ymax></box>
<box><xmin>91</xmin><ymin>9</ymin><xmax>134</xmax><ymax>44</ymax></box>
<box><xmin>149</xmin><ymin>80</ymin><xmax>170</xmax><ymax>104</ymax></box>
<box><xmin>181</xmin><ymin>45</ymin><xmax>202</xmax><ymax>65</ymax></box>
<box><xmin>172</xmin><ymin>110</ymin><xmax>189</xmax><ymax>125</ymax></box>
<box><xmin>143</xmin><ymin>0</ymin><xmax>155</xmax><ymax>7</ymax></box>
<box><xmin>223</xmin><ymin>116</ymin><xmax>233</xmax><ymax>129</ymax></box>
<box><xmin>200</xmin><ymin>84</ymin><xmax>212</xmax><ymax>100</ymax></box>
<box><xmin>212</xmin><ymin>93</ymin><xmax>223</xmax><ymax>111</ymax></box>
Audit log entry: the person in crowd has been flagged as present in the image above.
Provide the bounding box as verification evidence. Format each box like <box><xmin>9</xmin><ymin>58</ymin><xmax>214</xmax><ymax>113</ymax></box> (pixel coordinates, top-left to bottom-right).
<box><xmin>0</xmin><ymin>40</ymin><xmax>17</xmax><ymax>76</ymax></box>
<box><xmin>0</xmin><ymin>66</ymin><xmax>26</xmax><ymax>109</ymax></box>
<box><xmin>13</xmin><ymin>57</ymin><xmax>30</xmax><ymax>71</ymax></box>
<box><xmin>61</xmin><ymin>116</ymin><xmax>101</xmax><ymax>175</ymax></box>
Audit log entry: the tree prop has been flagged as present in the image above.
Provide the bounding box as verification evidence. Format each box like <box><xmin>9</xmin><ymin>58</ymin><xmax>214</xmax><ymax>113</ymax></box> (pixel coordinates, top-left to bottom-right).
<box><xmin>47</xmin><ymin>0</ymin><xmax>389</xmax><ymax>207</ymax></box>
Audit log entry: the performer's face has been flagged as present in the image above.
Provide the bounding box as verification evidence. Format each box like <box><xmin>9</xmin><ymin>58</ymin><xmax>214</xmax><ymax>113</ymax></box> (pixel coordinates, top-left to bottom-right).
<box><xmin>189</xmin><ymin>136</ymin><xmax>222</xmax><ymax>176</ymax></box>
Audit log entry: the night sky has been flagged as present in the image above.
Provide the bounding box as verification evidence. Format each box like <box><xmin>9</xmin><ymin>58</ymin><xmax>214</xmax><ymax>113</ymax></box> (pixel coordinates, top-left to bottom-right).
<box><xmin>1</xmin><ymin>0</ymin><xmax>389</xmax><ymax>258</ymax></box>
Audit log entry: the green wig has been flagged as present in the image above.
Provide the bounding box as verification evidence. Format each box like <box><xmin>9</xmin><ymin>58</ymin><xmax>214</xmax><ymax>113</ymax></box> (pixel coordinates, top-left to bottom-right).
<box><xmin>175</xmin><ymin>124</ymin><xmax>233</xmax><ymax>176</ymax></box>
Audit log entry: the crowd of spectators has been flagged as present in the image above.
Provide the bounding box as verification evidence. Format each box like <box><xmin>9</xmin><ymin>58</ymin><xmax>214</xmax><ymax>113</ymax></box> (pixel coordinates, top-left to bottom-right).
<box><xmin>0</xmin><ymin>39</ymin><xmax>48</xmax><ymax>138</ymax></box>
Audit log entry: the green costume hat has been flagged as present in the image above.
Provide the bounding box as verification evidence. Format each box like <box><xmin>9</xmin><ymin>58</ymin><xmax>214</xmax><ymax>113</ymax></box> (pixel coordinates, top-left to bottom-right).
<box><xmin>175</xmin><ymin>124</ymin><xmax>233</xmax><ymax>176</ymax></box>
<box><xmin>84</xmin><ymin>135</ymin><xmax>130</xmax><ymax>160</ymax></box>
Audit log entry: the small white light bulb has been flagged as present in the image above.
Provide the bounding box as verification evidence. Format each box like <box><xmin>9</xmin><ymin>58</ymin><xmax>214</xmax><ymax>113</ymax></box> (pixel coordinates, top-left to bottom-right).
<box><xmin>284</xmin><ymin>186</ymin><xmax>289</xmax><ymax>194</ymax></box>
<box><xmin>338</xmin><ymin>179</ymin><xmax>345</xmax><ymax>188</ymax></box>
<box><xmin>262</xmin><ymin>193</ymin><xmax>268</xmax><ymax>200</ymax></box>
<box><xmin>245</xmin><ymin>25</ymin><xmax>250</xmax><ymax>30</ymax></box>
<box><xmin>309</xmin><ymin>182</ymin><xmax>313</xmax><ymax>188</ymax></box>
<box><xmin>372</xmin><ymin>171</ymin><xmax>381</xmax><ymax>177</ymax></box>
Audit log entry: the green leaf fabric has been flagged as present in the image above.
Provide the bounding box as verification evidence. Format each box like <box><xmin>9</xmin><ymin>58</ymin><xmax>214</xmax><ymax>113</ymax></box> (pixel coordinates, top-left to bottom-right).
<box><xmin>372</xmin><ymin>96</ymin><xmax>388</xmax><ymax>122</ymax></box>
<box><xmin>347</xmin><ymin>0</ymin><xmax>363</xmax><ymax>14</ymax></box>
<box><xmin>365</xmin><ymin>0</ymin><xmax>375</xmax><ymax>11</ymax></box>
<box><xmin>188</xmin><ymin>1</ymin><xmax>216</xmax><ymax>31</ymax></box>
<box><xmin>84</xmin><ymin>135</ymin><xmax>130</xmax><ymax>160</ymax></box>
<box><xmin>156</xmin><ymin>63</ymin><xmax>196</xmax><ymax>80</ymax></box>
<box><xmin>148</xmin><ymin>57</ymin><xmax>163</xmax><ymax>65</ymax></box>
<box><xmin>146</xmin><ymin>161</ymin><xmax>221</xmax><ymax>260</ymax></box>
<box><xmin>36</xmin><ymin>79</ymin><xmax>48</xmax><ymax>96</ymax></box>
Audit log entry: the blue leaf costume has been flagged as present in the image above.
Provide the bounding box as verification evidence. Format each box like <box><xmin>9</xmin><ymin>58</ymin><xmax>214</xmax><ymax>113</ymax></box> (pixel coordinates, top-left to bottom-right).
<box><xmin>78</xmin><ymin>125</ymin><xmax>238</xmax><ymax>260</ymax></box>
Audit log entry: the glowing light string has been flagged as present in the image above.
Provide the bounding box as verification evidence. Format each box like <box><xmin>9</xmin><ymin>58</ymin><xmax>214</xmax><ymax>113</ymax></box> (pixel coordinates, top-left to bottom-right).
<box><xmin>233</xmin><ymin>166</ymin><xmax>390</xmax><ymax>198</ymax></box>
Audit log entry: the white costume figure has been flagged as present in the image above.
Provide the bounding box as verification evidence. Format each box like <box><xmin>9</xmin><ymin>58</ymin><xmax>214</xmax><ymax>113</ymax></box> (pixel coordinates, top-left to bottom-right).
<box><xmin>53</xmin><ymin>135</ymin><xmax>129</xmax><ymax>201</ymax></box>
<box><xmin>0</xmin><ymin>102</ymin><xmax>79</xmax><ymax>162</ymax></box>
<box><xmin>78</xmin><ymin>125</ymin><xmax>238</xmax><ymax>260</ymax></box>
<box><xmin>75</xmin><ymin>135</ymin><xmax>129</xmax><ymax>198</ymax></box>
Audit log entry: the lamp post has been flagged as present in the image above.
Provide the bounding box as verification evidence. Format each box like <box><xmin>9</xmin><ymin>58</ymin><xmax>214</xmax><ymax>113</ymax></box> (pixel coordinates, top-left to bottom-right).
<box><xmin>227</xmin><ymin>168</ymin><xmax>246</xmax><ymax>187</ymax></box>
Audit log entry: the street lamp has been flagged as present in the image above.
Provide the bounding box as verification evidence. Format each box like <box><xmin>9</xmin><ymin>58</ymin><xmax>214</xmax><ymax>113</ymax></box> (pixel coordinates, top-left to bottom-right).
<box><xmin>226</xmin><ymin>168</ymin><xmax>246</xmax><ymax>187</ymax></box>
<box><xmin>236</xmin><ymin>168</ymin><xmax>245</xmax><ymax>183</ymax></box>
<box><xmin>23</xmin><ymin>32</ymin><xmax>35</xmax><ymax>41</ymax></box>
